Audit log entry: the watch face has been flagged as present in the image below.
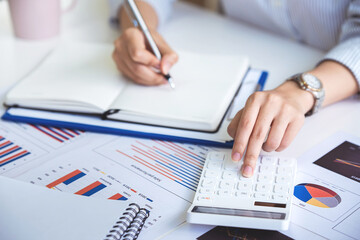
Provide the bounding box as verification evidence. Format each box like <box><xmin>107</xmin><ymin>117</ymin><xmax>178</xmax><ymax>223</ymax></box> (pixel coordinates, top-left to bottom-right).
<box><xmin>302</xmin><ymin>73</ymin><xmax>322</xmax><ymax>90</ymax></box>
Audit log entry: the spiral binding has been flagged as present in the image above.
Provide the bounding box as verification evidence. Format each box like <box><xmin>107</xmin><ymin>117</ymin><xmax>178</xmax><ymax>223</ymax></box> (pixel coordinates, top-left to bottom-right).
<box><xmin>104</xmin><ymin>203</ymin><xmax>150</xmax><ymax>240</ymax></box>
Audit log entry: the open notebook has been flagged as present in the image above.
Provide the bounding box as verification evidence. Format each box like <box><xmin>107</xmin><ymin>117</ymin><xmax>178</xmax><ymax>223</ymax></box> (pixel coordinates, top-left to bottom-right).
<box><xmin>4</xmin><ymin>43</ymin><xmax>249</xmax><ymax>132</ymax></box>
<box><xmin>0</xmin><ymin>176</ymin><xmax>151</xmax><ymax>240</ymax></box>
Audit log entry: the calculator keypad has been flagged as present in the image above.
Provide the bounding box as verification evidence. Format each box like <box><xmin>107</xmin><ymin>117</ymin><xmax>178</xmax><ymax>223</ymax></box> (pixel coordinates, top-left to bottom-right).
<box><xmin>195</xmin><ymin>152</ymin><xmax>296</xmax><ymax>205</ymax></box>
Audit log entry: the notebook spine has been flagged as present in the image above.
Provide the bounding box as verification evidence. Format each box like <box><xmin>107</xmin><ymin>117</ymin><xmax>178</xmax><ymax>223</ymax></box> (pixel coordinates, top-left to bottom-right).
<box><xmin>104</xmin><ymin>203</ymin><xmax>150</xmax><ymax>240</ymax></box>
<box><xmin>101</xmin><ymin>109</ymin><xmax>120</xmax><ymax>120</ymax></box>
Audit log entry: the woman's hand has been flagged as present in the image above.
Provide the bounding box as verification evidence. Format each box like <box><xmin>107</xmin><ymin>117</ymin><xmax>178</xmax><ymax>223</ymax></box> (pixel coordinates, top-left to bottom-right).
<box><xmin>228</xmin><ymin>60</ymin><xmax>358</xmax><ymax>178</ymax></box>
<box><xmin>112</xmin><ymin>27</ymin><xmax>178</xmax><ymax>85</ymax></box>
<box><xmin>227</xmin><ymin>81</ymin><xmax>314</xmax><ymax>177</ymax></box>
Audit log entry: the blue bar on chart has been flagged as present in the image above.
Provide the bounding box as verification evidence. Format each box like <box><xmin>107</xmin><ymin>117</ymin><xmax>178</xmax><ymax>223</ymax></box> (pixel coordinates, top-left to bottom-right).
<box><xmin>46</xmin><ymin>169</ymin><xmax>86</xmax><ymax>188</ymax></box>
<box><xmin>0</xmin><ymin>136</ymin><xmax>31</xmax><ymax>167</ymax></box>
<box><xmin>109</xmin><ymin>193</ymin><xmax>128</xmax><ymax>201</ymax></box>
<box><xmin>75</xmin><ymin>181</ymin><xmax>107</xmax><ymax>196</ymax></box>
<box><xmin>116</xmin><ymin>139</ymin><xmax>205</xmax><ymax>191</ymax></box>
<box><xmin>29</xmin><ymin>124</ymin><xmax>84</xmax><ymax>143</ymax></box>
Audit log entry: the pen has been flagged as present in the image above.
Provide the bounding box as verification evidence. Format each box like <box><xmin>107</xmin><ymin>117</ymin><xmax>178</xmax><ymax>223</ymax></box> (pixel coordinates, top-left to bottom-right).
<box><xmin>255</xmin><ymin>71</ymin><xmax>268</xmax><ymax>91</ymax></box>
<box><xmin>125</xmin><ymin>0</ymin><xmax>175</xmax><ymax>89</ymax></box>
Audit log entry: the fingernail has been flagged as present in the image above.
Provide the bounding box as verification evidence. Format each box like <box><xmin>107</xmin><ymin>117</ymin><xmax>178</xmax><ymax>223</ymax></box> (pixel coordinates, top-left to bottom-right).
<box><xmin>155</xmin><ymin>63</ymin><xmax>160</xmax><ymax>69</ymax></box>
<box><xmin>232</xmin><ymin>152</ymin><xmax>241</xmax><ymax>162</ymax></box>
<box><xmin>242</xmin><ymin>165</ymin><xmax>253</xmax><ymax>177</ymax></box>
<box><xmin>163</xmin><ymin>62</ymin><xmax>171</xmax><ymax>74</ymax></box>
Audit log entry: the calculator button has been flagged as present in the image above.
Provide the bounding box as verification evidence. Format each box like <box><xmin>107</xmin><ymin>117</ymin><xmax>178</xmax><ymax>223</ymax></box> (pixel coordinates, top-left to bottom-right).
<box><xmin>259</xmin><ymin>165</ymin><xmax>276</xmax><ymax>174</ymax></box>
<box><xmin>222</xmin><ymin>171</ymin><xmax>237</xmax><ymax>180</ymax></box>
<box><xmin>272</xmin><ymin>194</ymin><xmax>288</xmax><ymax>203</ymax></box>
<box><xmin>261</xmin><ymin>156</ymin><xmax>277</xmax><ymax>165</ymax></box>
<box><xmin>199</xmin><ymin>188</ymin><xmax>214</xmax><ymax>194</ymax></box>
<box><xmin>219</xmin><ymin>180</ymin><xmax>235</xmax><ymax>190</ymax></box>
<box><xmin>217</xmin><ymin>190</ymin><xmax>232</xmax><ymax>196</ymax></box>
<box><xmin>277</xmin><ymin>166</ymin><xmax>292</xmax><ymax>175</ymax></box>
<box><xmin>206</xmin><ymin>161</ymin><xmax>222</xmax><ymax>170</ymax></box>
<box><xmin>275</xmin><ymin>175</ymin><xmax>291</xmax><ymax>184</ymax></box>
<box><xmin>197</xmin><ymin>195</ymin><xmax>213</xmax><ymax>203</ymax></box>
<box><xmin>254</xmin><ymin>193</ymin><xmax>270</xmax><ymax>200</ymax></box>
<box><xmin>201</xmin><ymin>179</ymin><xmax>216</xmax><ymax>188</ymax></box>
<box><xmin>237</xmin><ymin>182</ymin><xmax>252</xmax><ymax>191</ymax></box>
<box><xmin>255</xmin><ymin>183</ymin><xmax>271</xmax><ymax>193</ymax></box>
<box><xmin>208</xmin><ymin>152</ymin><xmax>226</xmax><ymax>161</ymax></box>
<box><xmin>273</xmin><ymin>184</ymin><xmax>289</xmax><ymax>194</ymax></box>
<box><xmin>239</xmin><ymin>174</ymin><xmax>253</xmax><ymax>181</ymax></box>
<box><xmin>278</xmin><ymin>158</ymin><xmax>295</xmax><ymax>166</ymax></box>
<box><xmin>257</xmin><ymin>174</ymin><xmax>273</xmax><ymax>183</ymax></box>
<box><xmin>235</xmin><ymin>191</ymin><xmax>250</xmax><ymax>198</ymax></box>
<box><xmin>204</xmin><ymin>170</ymin><xmax>218</xmax><ymax>178</ymax></box>
<box><xmin>224</xmin><ymin>158</ymin><xmax>240</xmax><ymax>171</ymax></box>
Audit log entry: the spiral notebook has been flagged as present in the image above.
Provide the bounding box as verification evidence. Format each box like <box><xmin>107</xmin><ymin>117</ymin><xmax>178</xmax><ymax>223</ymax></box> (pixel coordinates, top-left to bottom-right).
<box><xmin>105</xmin><ymin>203</ymin><xmax>150</xmax><ymax>240</ymax></box>
<box><xmin>0</xmin><ymin>176</ymin><xmax>150</xmax><ymax>240</ymax></box>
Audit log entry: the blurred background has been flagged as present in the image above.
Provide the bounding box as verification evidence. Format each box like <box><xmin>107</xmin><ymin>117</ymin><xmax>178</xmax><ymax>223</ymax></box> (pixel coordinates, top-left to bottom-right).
<box><xmin>183</xmin><ymin>0</ymin><xmax>219</xmax><ymax>11</ymax></box>
<box><xmin>0</xmin><ymin>0</ymin><xmax>221</xmax><ymax>90</ymax></box>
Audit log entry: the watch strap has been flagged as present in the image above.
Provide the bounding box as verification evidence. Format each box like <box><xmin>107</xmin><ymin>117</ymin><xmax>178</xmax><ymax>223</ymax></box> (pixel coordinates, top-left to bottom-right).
<box><xmin>288</xmin><ymin>73</ymin><xmax>324</xmax><ymax>116</ymax></box>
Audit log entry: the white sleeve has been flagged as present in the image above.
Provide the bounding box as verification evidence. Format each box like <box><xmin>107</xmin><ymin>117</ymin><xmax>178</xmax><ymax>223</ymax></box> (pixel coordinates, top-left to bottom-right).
<box><xmin>107</xmin><ymin>0</ymin><xmax>175</xmax><ymax>27</ymax></box>
<box><xmin>321</xmin><ymin>0</ymin><xmax>360</xmax><ymax>90</ymax></box>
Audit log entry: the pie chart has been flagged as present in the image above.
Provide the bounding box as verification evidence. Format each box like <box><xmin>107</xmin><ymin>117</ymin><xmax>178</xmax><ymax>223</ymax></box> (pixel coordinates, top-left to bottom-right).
<box><xmin>294</xmin><ymin>183</ymin><xmax>341</xmax><ymax>208</ymax></box>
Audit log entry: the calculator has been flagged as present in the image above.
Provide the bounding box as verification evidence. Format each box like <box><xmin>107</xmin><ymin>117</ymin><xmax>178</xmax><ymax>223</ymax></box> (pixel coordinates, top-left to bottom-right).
<box><xmin>187</xmin><ymin>150</ymin><xmax>297</xmax><ymax>230</ymax></box>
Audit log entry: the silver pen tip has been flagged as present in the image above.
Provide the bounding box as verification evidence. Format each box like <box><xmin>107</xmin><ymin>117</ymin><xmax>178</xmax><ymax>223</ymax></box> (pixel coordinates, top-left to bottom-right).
<box><xmin>168</xmin><ymin>78</ymin><xmax>176</xmax><ymax>89</ymax></box>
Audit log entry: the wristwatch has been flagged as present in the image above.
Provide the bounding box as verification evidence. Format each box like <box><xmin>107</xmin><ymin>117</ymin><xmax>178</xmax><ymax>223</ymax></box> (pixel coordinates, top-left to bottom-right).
<box><xmin>288</xmin><ymin>73</ymin><xmax>325</xmax><ymax>116</ymax></box>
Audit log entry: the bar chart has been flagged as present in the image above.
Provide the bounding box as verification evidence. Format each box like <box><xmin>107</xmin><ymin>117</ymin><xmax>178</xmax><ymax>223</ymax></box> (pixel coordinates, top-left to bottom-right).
<box><xmin>17</xmin><ymin>145</ymin><xmax>193</xmax><ymax>235</ymax></box>
<box><xmin>29</xmin><ymin>161</ymin><xmax>155</xmax><ymax>204</ymax></box>
<box><xmin>46</xmin><ymin>169</ymin><xmax>86</xmax><ymax>188</ymax></box>
<box><xmin>95</xmin><ymin>137</ymin><xmax>220</xmax><ymax>200</ymax></box>
<box><xmin>0</xmin><ymin>123</ymin><xmax>47</xmax><ymax>174</ymax></box>
<box><xmin>109</xmin><ymin>193</ymin><xmax>128</xmax><ymax>201</ymax></box>
<box><xmin>74</xmin><ymin>181</ymin><xmax>107</xmax><ymax>197</ymax></box>
<box><xmin>0</xmin><ymin>136</ymin><xmax>31</xmax><ymax>167</ymax></box>
<box><xmin>14</xmin><ymin>123</ymin><xmax>85</xmax><ymax>149</ymax></box>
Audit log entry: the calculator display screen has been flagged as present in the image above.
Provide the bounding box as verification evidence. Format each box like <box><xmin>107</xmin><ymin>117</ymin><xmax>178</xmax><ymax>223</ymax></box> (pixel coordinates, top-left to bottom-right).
<box><xmin>192</xmin><ymin>206</ymin><xmax>285</xmax><ymax>219</ymax></box>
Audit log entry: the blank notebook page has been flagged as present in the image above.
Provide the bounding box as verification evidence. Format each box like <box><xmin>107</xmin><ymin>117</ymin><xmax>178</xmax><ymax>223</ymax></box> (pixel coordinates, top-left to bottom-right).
<box><xmin>111</xmin><ymin>51</ymin><xmax>249</xmax><ymax>128</ymax></box>
<box><xmin>5</xmin><ymin>43</ymin><xmax>126</xmax><ymax>113</ymax></box>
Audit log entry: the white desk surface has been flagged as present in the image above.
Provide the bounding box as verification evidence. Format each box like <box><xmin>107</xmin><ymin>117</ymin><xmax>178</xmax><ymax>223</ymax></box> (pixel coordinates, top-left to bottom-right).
<box><xmin>0</xmin><ymin>1</ymin><xmax>359</xmax><ymax>239</ymax></box>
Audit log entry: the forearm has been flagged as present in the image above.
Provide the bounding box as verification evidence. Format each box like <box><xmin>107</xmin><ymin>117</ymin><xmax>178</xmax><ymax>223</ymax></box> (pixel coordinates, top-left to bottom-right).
<box><xmin>118</xmin><ymin>1</ymin><xmax>159</xmax><ymax>31</ymax></box>
<box><xmin>275</xmin><ymin>60</ymin><xmax>359</xmax><ymax>115</ymax></box>
<box><xmin>309</xmin><ymin>60</ymin><xmax>359</xmax><ymax>106</ymax></box>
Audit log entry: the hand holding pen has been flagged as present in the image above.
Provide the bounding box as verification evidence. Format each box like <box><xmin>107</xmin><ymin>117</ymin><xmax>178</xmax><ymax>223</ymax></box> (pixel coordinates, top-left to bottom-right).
<box><xmin>112</xmin><ymin>0</ymin><xmax>178</xmax><ymax>87</ymax></box>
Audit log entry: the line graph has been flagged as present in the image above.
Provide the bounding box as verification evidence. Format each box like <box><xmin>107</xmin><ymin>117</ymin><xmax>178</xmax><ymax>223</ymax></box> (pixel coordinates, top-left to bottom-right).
<box><xmin>334</xmin><ymin>158</ymin><xmax>360</xmax><ymax>169</ymax></box>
